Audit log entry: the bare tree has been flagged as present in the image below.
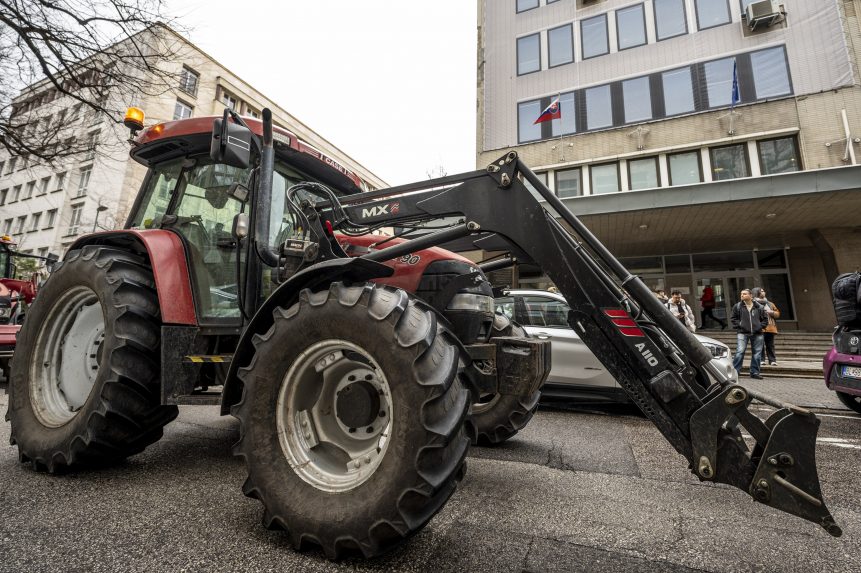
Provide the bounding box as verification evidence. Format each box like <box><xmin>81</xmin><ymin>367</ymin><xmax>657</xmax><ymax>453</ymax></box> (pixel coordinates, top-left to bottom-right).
<box><xmin>0</xmin><ymin>0</ymin><xmax>185</xmax><ymax>164</ymax></box>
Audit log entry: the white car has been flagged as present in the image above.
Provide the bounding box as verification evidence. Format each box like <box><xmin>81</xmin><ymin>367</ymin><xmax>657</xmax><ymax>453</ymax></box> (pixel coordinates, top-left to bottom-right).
<box><xmin>495</xmin><ymin>289</ymin><xmax>738</xmax><ymax>403</ymax></box>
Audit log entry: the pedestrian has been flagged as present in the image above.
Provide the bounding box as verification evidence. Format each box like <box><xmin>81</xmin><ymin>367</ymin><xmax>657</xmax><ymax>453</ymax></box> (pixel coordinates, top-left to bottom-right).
<box><xmin>731</xmin><ymin>288</ymin><xmax>770</xmax><ymax>379</ymax></box>
<box><xmin>666</xmin><ymin>290</ymin><xmax>696</xmax><ymax>332</ymax></box>
<box><xmin>655</xmin><ymin>289</ymin><xmax>669</xmax><ymax>304</ymax></box>
<box><xmin>699</xmin><ymin>285</ymin><xmax>727</xmax><ymax>329</ymax></box>
<box><xmin>752</xmin><ymin>287</ymin><xmax>780</xmax><ymax>365</ymax></box>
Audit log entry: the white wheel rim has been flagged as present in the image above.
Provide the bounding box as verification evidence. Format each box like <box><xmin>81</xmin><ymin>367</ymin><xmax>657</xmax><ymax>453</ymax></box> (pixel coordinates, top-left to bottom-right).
<box><xmin>276</xmin><ymin>339</ymin><xmax>394</xmax><ymax>493</ymax></box>
<box><xmin>30</xmin><ymin>287</ymin><xmax>105</xmax><ymax>428</ymax></box>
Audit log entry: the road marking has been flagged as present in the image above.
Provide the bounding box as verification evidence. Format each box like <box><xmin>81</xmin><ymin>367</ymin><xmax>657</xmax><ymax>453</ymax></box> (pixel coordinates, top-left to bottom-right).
<box><xmin>739</xmin><ymin>434</ymin><xmax>861</xmax><ymax>449</ymax></box>
<box><xmin>815</xmin><ymin>413</ymin><xmax>861</xmax><ymax>420</ymax></box>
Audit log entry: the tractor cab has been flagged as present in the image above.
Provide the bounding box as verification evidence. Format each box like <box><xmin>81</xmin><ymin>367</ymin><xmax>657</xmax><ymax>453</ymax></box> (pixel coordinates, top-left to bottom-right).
<box><xmin>125</xmin><ymin>113</ymin><xmax>364</xmax><ymax>325</ymax></box>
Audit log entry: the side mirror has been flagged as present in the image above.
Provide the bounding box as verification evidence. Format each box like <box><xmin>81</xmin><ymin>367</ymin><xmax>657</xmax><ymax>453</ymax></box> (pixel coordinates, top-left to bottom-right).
<box><xmin>210</xmin><ymin>110</ymin><xmax>252</xmax><ymax>169</ymax></box>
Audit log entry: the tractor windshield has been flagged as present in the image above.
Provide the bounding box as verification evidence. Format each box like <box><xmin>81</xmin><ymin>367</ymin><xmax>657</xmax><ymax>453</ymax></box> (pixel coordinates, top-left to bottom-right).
<box><xmin>129</xmin><ymin>155</ymin><xmax>334</xmax><ymax>321</ymax></box>
<box><xmin>0</xmin><ymin>245</ymin><xmax>10</xmax><ymax>279</ymax></box>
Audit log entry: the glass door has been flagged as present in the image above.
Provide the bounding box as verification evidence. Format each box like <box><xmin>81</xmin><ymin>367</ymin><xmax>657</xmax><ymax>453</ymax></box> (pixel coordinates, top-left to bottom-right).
<box><xmin>695</xmin><ymin>277</ymin><xmax>727</xmax><ymax>330</ymax></box>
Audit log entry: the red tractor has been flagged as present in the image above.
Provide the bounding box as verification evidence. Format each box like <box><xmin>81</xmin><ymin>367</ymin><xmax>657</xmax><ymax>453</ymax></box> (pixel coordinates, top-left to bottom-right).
<box><xmin>6</xmin><ymin>109</ymin><xmax>841</xmax><ymax>558</ymax></box>
<box><xmin>0</xmin><ymin>236</ymin><xmax>49</xmax><ymax>380</ymax></box>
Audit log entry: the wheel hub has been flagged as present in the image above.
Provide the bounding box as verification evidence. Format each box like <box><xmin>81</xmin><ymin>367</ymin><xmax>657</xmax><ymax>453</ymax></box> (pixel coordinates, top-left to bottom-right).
<box><xmin>30</xmin><ymin>287</ymin><xmax>105</xmax><ymax>427</ymax></box>
<box><xmin>336</xmin><ymin>379</ymin><xmax>382</xmax><ymax>430</ymax></box>
<box><xmin>276</xmin><ymin>340</ymin><xmax>393</xmax><ymax>493</ymax></box>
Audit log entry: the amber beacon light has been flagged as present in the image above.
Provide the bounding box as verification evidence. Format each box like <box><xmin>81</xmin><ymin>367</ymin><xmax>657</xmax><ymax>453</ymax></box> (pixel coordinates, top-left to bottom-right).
<box><xmin>123</xmin><ymin>107</ymin><xmax>145</xmax><ymax>133</ymax></box>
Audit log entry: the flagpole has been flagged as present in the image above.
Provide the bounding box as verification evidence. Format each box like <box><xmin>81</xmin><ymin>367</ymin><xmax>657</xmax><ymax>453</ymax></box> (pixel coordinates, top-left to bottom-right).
<box><xmin>557</xmin><ymin>92</ymin><xmax>564</xmax><ymax>162</ymax></box>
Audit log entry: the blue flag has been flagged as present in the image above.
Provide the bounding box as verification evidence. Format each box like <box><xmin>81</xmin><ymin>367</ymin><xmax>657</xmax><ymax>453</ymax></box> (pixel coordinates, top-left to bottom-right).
<box><xmin>731</xmin><ymin>59</ymin><xmax>740</xmax><ymax>108</ymax></box>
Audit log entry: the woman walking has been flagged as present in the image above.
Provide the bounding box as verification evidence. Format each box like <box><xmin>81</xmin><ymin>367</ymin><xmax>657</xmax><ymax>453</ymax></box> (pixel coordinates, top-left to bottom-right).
<box><xmin>753</xmin><ymin>287</ymin><xmax>781</xmax><ymax>365</ymax></box>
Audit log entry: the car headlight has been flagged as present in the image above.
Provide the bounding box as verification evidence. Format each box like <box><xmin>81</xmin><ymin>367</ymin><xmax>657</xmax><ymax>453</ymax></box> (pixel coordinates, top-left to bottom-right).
<box><xmin>702</xmin><ymin>342</ymin><xmax>729</xmax><ymax>359</ymax></box>
<box><xmin>446</xmin><ymin>294</ymin><xmax>495</xmax><ymax>313</ymax></box>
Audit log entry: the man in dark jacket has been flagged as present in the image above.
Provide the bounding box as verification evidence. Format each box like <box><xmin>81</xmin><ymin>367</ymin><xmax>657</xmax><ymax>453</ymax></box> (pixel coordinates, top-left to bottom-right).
<box><xmin>731</xmin><ymin>288</ymin><xmax>770</xmax><ymax>379</ymax></box>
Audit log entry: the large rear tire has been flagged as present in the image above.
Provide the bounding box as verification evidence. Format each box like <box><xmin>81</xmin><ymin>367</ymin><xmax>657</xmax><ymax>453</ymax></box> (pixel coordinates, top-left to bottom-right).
<box><xmin>5</xmin><ymin>246</ymin><xmax>178</xmax><ymax>472</ymax></box>
<box><xmin>233</xmin><ymin>283</ymin><xmax>470</xmax><ymax>559</ymax></box>
<box><xmin>468</xmin><ymin>313</ymin><xmax>541</xmax><ymax>446</ymax></box>
<box><xmin>836</xmin><ymin>391</ymin><xmax>861</xmax><ymax>414</ymax></box>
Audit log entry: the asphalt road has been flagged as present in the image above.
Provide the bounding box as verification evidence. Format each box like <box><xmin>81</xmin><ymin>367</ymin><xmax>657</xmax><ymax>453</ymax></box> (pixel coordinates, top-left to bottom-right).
<box><xmin>1</xmin><ymin>378</ymin><xmax>859</xmax><ymax>573</ymax></box>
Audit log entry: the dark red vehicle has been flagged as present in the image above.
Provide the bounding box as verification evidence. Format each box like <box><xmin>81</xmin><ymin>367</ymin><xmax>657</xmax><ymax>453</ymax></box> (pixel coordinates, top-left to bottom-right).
<box><xmin>0</xmin><ymin>236</ymin><xmax>44</xmax><ymax>380</ymax></box>
<box><xmin>6</xmin><ymin>108</ymin><xmax>840</xmax><ymax>559</ymax></box>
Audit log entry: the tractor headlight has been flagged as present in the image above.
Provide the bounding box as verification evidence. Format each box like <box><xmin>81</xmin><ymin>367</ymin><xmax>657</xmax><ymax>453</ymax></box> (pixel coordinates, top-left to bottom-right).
<box><xmin>0</xmin><ymin>307</ymin><xmax>11</xmax><ymax>319</ymax></box>
<box><xmin>446</xmin><ymin>294</ymin><xmax>495</xmax><ymax>314</ymax></box>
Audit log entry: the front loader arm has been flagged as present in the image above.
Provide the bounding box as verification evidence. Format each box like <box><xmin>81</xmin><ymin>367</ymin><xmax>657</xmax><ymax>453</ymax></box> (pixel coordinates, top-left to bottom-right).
<box><xmin>314</xmin><ymin>152</ymin><xmax>840</xmax><ymax>537</ymax></box>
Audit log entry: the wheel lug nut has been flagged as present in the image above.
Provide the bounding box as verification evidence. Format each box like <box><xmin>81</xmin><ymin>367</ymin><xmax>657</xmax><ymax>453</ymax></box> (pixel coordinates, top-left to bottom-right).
<box><xmin>348</xmin><ymin>427</ymin><xmax>356</xmax><ymax>433</ymax></box>
<box><xmin>379</xmin><ymin>411</ymin><xmax>386</xmax><ymax>418</ymax></box>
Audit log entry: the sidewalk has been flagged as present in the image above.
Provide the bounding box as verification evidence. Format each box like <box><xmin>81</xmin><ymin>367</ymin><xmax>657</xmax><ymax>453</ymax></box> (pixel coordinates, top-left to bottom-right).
<box><xmin>734</xmin><ymin>375</ymin><xmax>847</xmax><ymax>410</ymax></box>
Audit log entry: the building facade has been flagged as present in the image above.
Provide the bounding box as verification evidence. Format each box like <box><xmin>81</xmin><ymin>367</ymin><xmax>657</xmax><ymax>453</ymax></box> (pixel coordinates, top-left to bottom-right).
<box><xmin>478</xmin><ymin>0</ymin><xmax>861</xmax><ymax>331</ymax></box>
<box><xmin>0</xmin><ymin>26</ymin><xmax>386</xmax><ymax>267</ymax></box>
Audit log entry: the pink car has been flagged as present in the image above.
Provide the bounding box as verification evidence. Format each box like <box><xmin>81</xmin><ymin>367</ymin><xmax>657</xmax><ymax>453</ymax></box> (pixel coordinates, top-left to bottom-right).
<box><xmin>824</xmin><ymin>327</ymin><xmax>861</xmax><ymax>414</ymax></box>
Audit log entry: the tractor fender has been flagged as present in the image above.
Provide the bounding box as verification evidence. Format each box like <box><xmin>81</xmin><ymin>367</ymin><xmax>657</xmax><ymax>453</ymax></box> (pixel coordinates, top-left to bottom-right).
<box><xmin>64</xmin><ymin>230</ymin><xmax>196</xmax><ymax>325</ymax></box>
<box><xmin>220</xmin><ymin>257</ymin><xmax>394</xmax><ymax>415</ymax></box>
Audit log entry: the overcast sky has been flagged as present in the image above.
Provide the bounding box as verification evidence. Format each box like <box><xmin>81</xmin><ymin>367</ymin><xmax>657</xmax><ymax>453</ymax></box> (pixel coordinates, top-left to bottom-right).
<box><xmin>167</xmin><ymin>1</ymin><xmax>478</xmax><ymax>186</ymax></box>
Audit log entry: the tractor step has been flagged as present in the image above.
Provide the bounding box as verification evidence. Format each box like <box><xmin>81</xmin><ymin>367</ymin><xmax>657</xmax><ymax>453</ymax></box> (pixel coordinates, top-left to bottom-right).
<box><xmin>183</xmin><ymin>354</ymin><xmax>233</xmax><ymax>364</ymax></box>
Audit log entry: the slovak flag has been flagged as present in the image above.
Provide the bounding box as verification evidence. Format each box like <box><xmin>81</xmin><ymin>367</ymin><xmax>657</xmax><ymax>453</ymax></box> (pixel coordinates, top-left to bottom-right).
<box><xmin>534</xmin><ymin>98</ymin><xmax>561</xmax><ymax>125</ymax></box>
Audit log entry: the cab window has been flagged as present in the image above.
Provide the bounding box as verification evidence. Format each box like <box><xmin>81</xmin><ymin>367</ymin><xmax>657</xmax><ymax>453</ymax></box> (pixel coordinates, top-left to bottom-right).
<box><xmin>130</xmin><ymin>159</ymin><xmax>183</xmax><ymax>229</ymax></box>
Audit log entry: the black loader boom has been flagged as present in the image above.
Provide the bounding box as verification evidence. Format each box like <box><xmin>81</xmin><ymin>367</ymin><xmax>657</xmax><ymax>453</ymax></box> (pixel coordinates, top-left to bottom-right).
<box><xmin>294</xmin><ymin>151</ymin><xmax>841</xmax><ymax>538</ymax></box>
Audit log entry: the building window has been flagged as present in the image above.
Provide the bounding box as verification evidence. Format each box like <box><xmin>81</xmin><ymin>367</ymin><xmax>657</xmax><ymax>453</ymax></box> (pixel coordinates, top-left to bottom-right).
<box><xmin>3</xmin><ymin>219</ymin><xmax>11</xmax><ymax>234</ymax></box>
<box><xmin>0</xmin><ymin>189</ymin><xmax>6</xmax><ymax>205</ymax></box>
<box><xmin>522</xmin><ymin>171</ymin><xmax>549</xmax><ymax>201</ymax></box>
<box><xmin>581</xmin><ymin>14</ymin><xmax>609</xmax><ymax>59</ymax></box>
<box><xmin>616</xmin><ymin>4</ymin><xmax>647</xmax><ymax>50</ymax></box>
<box><xmin>585</xmin><ymin>84</ymin><xmax>613</xmax><ymax>130</ymax></box>
<box><xmin>55</xmin><ymin>172</ymin><xmax>66</xmax><ymax>191</ymax></box>
<box><xmin>662</xmin><ymin>67</ymin><xmax>695</xmax><ymax>116</ymax></box>
<box><xmin>45</xmin><ymin>209</ymin><xmax>57</xmax><ymax>228</ymax></box>
<box><xmin>245</xmin><ymin>108</ymin><xmax>260</xmax><ymax>119</ymax></box>
<box><xmin>11</xmin><ymin>185</ymin><xmax>21</xmax><ymax>202</ymax></box>
<box><xmin>516</xmin><ymin>0</ymin><xmax>539</xmax><ymax>13</ymax></box>
<box><xmin>67</xmin><ymin>204</ymin><xmax>84</xmax><ymax>235</ymax></box>
<box><xmin>710</xmin><ymin>144</ymin><xmax>750</xmax><ymax>180</ymax></box>
<box><xmin>6</xmin><ymin>157</ymin><xmax>16</xmax><ymax>174</ymax></box>
<box><xmin>173</xmin><ymin>99</ymin><xmax>194</xmax><ymax>121</ymax></box>
<box><xmin>758</xmin><ymin>137</ymin><xmax>800</xmax><ymax>174</ymax></box>
<box><xmin>222</xmin><ymin>91</ymin><xmax>238</xmax><ymax>110</ymax></box>
<box><xmin>83</xmin><ymin>131</ymin><xmax>99</xmax><ymax>161</ymax></box>
<box><xmin>548</xmin><ymin>24</ymin><xmax>574</xmax><ymax>68</ymax></box>
<box><xmin>628</xmin><ymin>157</ymin><xmax>660</xmax><ymax>190</ymax></box>
<box><xmin>751</xmin><ymin>46</ymin><xmax>791</xmax><ymax>99</ymax></box>
<box><xmin>24</xmin><ymin>181</ymin><xmax>35</xmax><ymax>199</ymax></box>
<box><xmin>15</xmin><ymin>216</ymin><xmax>26</xmax><ymax>234</ymax></box>
<box><xmin>39</xmin><ymin>177</ymin><xmax>50</xmax><ymax>195</ymax></box>
<box><xmin>695</xmin><ymin>0</ymin><xmax>731</xmax><ymax>30</ymax></box>
<box><xmin>77</xmin><ymin>167</ymin><xmax>92</xmax><ymax>197</ymax></box>
<box><xmin>517</xmin><ymin>33</ymin><xmax>541</xmax><ymax>75</ymax></box>
<box><xmin>555</xmin><ymin>168</ymin><xmax>582</xmax><ymax>198</ymax></box>
<box><xmin>622</xmin><ymin>76</ymin><xmax>652</xmax><ymax>123</ymax></box>
<box><xmin>179</xmin><ymin>66</ymin><xmax>199</xmax><ymax>96</ymax></box>
<box><xmin>590</xmin><ymin>163</ymin><xmax>620</xmax><ymax>194</ymax></box>
<box><xmin>668</xmin><ymin>151</ymin><xmax>703</xmax><ymax>185</ymax></box>
<box><xmin>704</xmin><ymin>57</ymin><xmax>736</xmax><ymax>108</ymax></box>
<box><xmin>517</xmin><ymin>100</ymin><xmax>543</xmax><ymax>143</ymax></box>
<box><xmin>551</xmin><ymin>91</ymin><xmax>577</xmax><ymax>136</ymax></box>
<box><xmin>29</xmin><ymin>212</ymin><xmax>41</xmax><ymax>231</ymax></box>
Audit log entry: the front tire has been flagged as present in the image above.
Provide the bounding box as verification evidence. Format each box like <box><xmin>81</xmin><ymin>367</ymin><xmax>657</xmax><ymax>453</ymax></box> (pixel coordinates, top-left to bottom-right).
<box><xmin>468</xmin><ymin>314</ymin><xmax>541</xmax><ymax>446</ymax></box>
<box><xmin>836</xmin><ymin>391</ymin><xmax>861</xmax><ymax>414</ymax></box>
<box><xmin>6</xmin><ymin>246</ymin><xmax>178</xmax><ymax>472</ymax></box>
<box><xmin>233</xmin><ymin>283</ymin><xmax>470</xmax><ymax>559</ymax></box>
